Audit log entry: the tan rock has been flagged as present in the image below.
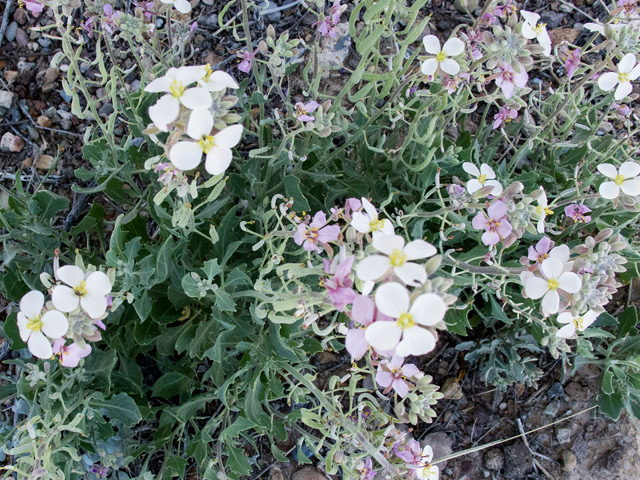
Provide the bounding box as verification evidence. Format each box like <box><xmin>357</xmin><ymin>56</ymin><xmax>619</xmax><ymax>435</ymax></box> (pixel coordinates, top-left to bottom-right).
<box><xmin>440</xmin><ymin>377</ymin><xmax>463</xmax><ymax>400</ymax></box>
<box><xmin>21</xmin><ymin>157</ymin><xmax>33</xmax><ymax>169</ymax></box>
<box><xmin>291</xmin><ymin>467</ymin><xmax>328</xmax><ymax>480</ymax></box>
<box><xmin>562</xmin><ymin>450</ymin><xmax>577</xmax><ymax>472</ymax></box>
<box><xmin>4</xmin><ymin>71</ymin><xmax>18</xmax><ymax>83</ymax></box>
<box><xmin>36</xmin><ymin>115</ymin><xmax>52</xmax><ymax>127</ymax></box>
<box><xmin>0</xmin><ymin>132</ymin><xmax>25</xmax><ymax>153</ymax></box>
<box><xmin>548</xmin><ymin>28</ymin><xmax>580</xmax><ymax>45</ymax></box>
<box><xmin>35</xmin><ymin>154</ymin><xmax>54</xmax><ymax>171</ymax></box>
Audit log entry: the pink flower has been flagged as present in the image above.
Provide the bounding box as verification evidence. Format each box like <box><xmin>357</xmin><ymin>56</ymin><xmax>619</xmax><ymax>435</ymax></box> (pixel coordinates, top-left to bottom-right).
<box><xmin>344</xmin><ymin>197</ymin><xmax>363</xmax><ymax>219</ymax></box>
<box><xmin>102</xmin><ymin>4</ymin><xmax>121</xmax><ymax>35</ymax></box>
<box><xmin>375</xmin><ymin>355</ymin><xmax>421</xmax><ymax>398</ymax></box>
<box><xmin>293</xmin><ymin>211</ymin><xmax>340</xmax><ymax>252</ymax></box>
<box><xmin>345</xmin><ymin>295</ymin><xmax>375</xmax><ymax>360</ymax></box>
<box><xmin>324</xmin><ymin>256</ymin><xmax>357</xmax><ymax>311</ymax></box>
<box><xmin>564</xmin><ymin>204</ymin><xmax>592</xmax><ymax>223</ymax></box>
<box><xmin>295</xmin><ymin>101</ymin><xmax>320</xmax><ymax>122</ymax></box>
<box><xmin>23</xmin><ymin>0</ymin><xmax>44</xmax><ymax>15</ymax></box>
<box><xmin>448</xmin><ymin>184</ymin><xmax>465</xmax><ymax>197</ymax></box>
<box><xmin>133</xmin><ymin>0</ymin><xmax>156</xmax><ymax>20</ymax></box>
<box><xmin>81</xmin><ymin>17</ymin><xmax>94</xmax><ymax>38</ymax></box>
<box><xmin>563</xmin><ymin>48</ymin><xmax>581</xmax><ymax>78</ymax></box>
<box><xmin>471</xmin><ymin>201</ymin><xmax>513</xmax><ymax>246</ymax></box>
<box><xmin>394</xmin><ymin>439</ymin><xmax>422</xmax><ymax>464</ymax></box>
<box><xmin>493</xmin><ymin>105</ymin><xmax>518</xmax><ymax>129</ymax></box>
<box><xmin>528</xmin><ymin>236</ymin><xmax>554</xmax><ymax>263</ymax></box>
<box><xmin>238</xmin><ymin>49</ymin><xmax>257</xmax><ymax>73</ymax></box>
<box><xmin>52</xmin><ymin>339</ymin><xmax>92</xmax><ymax>368</ymax></box>
<box><xmin>612</xmin><ymin>102</ymin><xmax>632</xmax><ymax>116</ymax></box>
<box><xmin>494</xmin><ymin>0</ymin><xmax>517</xmax><ymax>17</ymax></box>
<box><xmin>313</xmin><ymin>0</ymin><xmax>346</xmax><ymax>37</ymax></box>
<box><xmin>359</xmin><ymin>458</ymin><xmax>377</xmax><ymax>480</ymax></box>
<box><xmin>494</xmin><ymin>62</ymin><xmax>528</xmax><ymax>99</ymax></box>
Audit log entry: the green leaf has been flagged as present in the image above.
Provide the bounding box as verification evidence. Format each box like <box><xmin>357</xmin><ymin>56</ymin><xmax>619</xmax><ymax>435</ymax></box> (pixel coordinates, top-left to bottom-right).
<box><xmin>92</xmin><ymin>393</ymin><xmax>142</xmax><ymax>427</ymax></box>
<box><xmin>83</xmin><ymin>349</ymin><xmax>117</xmax><ymax>393</ymax></box>
<box><xmin>33</xmin><ymin>190</ymin><xmax>69</xmax><ymax>220</ymax></box>
<box><xmin>221</xmin><ymin>416</ymin><xmax>255</xmax><ymax>439</ymax></box>
<box><xmin>203</xmin><ymin>259</ymin><xmax>223</xmax><ymax>280</ymax></box>
<box><xmin>155</xmin><ymin>237</ymin><xmax>174</xmax><ymax>284</ymax></box>
<box><xmin>3</xmin><ymin>312</ymin><xmax>27</xmax><ymax>350</ymax></box>
<box><xmin>225</xmin><ymin>443</ymin><xmax>252</xmax><ymax>476</ymax></box>
<box><xmin>163</xmin><ymin>456</ymin><xmax>187</xmax><ymax>479</ymax></box>
<box><xmin>133</xmin><ymin>290</ymin><xmax>152</xmax><ymax>322</ymax></box>
<box><xmin>599</xmin><ymin>391</ymin><xmax>624</xmax><ymax>420</ymax></box>
<box><xmin>215</xmin><ymin>289</ymin><xmax>236</xmax><ymax>312</ymax></box>
<box><xmin>152</xmin><ymin>372</ymin><xmax>193</xmax><ymax>399</ymax></box>
<box><xmin>284</xmin><ymin>176</ymin><xmax>310</xmax><ymax>212</ymax></box>
<box><xmin>601</xmin><ymin>369</ymin><xmax>614</xmax><ymax>395</ymax></box>
<box><xmin>618</xmin><ymin>306</ymin><xmax>638</xmax><ymax>337</ymax></box>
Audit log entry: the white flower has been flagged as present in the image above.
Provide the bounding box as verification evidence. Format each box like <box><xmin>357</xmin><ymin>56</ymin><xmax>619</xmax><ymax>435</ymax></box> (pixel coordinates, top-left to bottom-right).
<box><xmin>169</xmin><ymin>109</ymin><xmax>243</xmax><ymax>174</ymax></box>
<box><xmin>532</xmin><ymin>186</ymin><xmax>553</xmax><ymax>233</ymax></box>
<box><xmin>365</xmin><ymin>283</ymin><xmax>446</xmax><ymax>356</ymax></box>
<box><xmin>198</xmin><ymin>67</ymin><xmax>239</xmax><ymax>92</ymax></box>
<box><xmin>524</xmin><ymin>258</ymin><xmax>582</xmax><ymax>315</ymax></box>
<box><xmin>598</xmin><ymin>53</ymin><xmax>640</xmax><ymax>101</ymax></box>
<box><xmin>521</xmin><ymin>11</ymin><xmax>552</xmax><ymax>56</ymax></box>
<box><xmin>421</xmin><ymin>35</ymin><xmax>465</xmax><ymax>76</ymax></box>
<box><xmin>415</xmin><ymin>445</ymin><xmax>440</xmax><ymax>480</ymax></box>
<box><xmin>584</xmin><ymin>22</ymin><xmax>625</xmax><ymax>36</ymax></box>
<box><xmin>52</xmin><ymin>266</ymin><xmax>112</xmax><ymax>319</ymax></box>
<box><xmin>159</xmin><ymin>0</ymin><xmax>191</xmax><ymax>14</ymax></box>
<box><xmin>556</xmin><ymin>310</ymin><xmax>599</xmax><ymax>338</ymax></box>
<box><xmin>597</xmin><ymin>161</ymin><xmax>640</xmax><ymax>199</ymax></box>
<box><xmin>16</xmin><ymin>291</ymin><xmax>68</xmax><ymax>359</ymax></box>
<box><xmin>462</xmin><ymin>163</ymin><xmax>503</xmax><ymax>196</ymax></box>
<box><xmin>350</xmin><ymin>198</ymin><xmax>394</xmax><ymax>237</ymax></box>
<box><xmin>356</xmin><ymin>234</ymin><xmax>436</xmax><ymax>286</ymax></box>
<box><xmin>144</xmin><ymin>66</ymin><xmax>212</xmax><ymax>130</ymax></box>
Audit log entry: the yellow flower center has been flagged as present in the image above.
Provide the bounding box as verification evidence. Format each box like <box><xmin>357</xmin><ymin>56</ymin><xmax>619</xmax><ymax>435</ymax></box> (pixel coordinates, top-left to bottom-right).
<box><xmin>197</xmin><ymin>135</ymin><xmax>216</xmax><ymax>154</ymax></box>
<box><xmin>27</xmin><ymin>315</ymin><xmax>43</xmax><ymax>332</ymax></box>
<box><xmin>204</xmin><ymin>63</ymin><xmax>213</xmax><ymax>80</ymax></box>
<box><xmin>537</xmin><ymin>253</ymin><xmax>548</xmax><ymax>263</ymax></box>
<box><xmin>544</xmin><ymin>206</ymin><xmax>554</xmax><ymax>215</ymax></box>
<box><xmin>436</xmin><ymin>51</ymin><xmax>447</xmax><ymax>62</ymax></box>
<box><xmin>573</xmin><ymin>316</ymin><xmax>585</xmax><ymax>330</ymax></box>
<box><xmin>477</xmin><ymin>174</ymin><xmax>487</xmax><ymax>183</ymax></box>
<box><xmin>169</xmin><ymin>79</ymin><xmax>185</xmax><ymax>98</ymax></box>
<box><xmin>533</xmin><ymin>23</ymin><xmax>547</xmax><ymax>34</ymax></box>
<box><xmin>547</xmin><ymin>279</ymin><xmax>559</xmax><ymax>291</ymax></box>
<box><xmin>369</xmin><ymin>218</ymin><xmax>384</xmax><ymax>231</ymax></box>
<box><xmin>397</xmin><ymin>312</ymin><xmax>415</xmax><ymax>330</ymax></box>
<box><xmin>614</xmin><ymin>174</ymin><xmax>626</xmax><ymax>186</ymax></box>
<box><xmin>389</xmin><ymin>249</ymin><xmax>408</xmax><ymax>267</ymax></box>
<box><xmin>618</xmin><ymin>72</ymin><xmax>630</xmax><ymax>83</ymax></box>
<box><xmin>535</xmin><ymin>205</ymin><xmax>546</xmax><ymax>217</ymax></box>
<box><xmin>74</xmin><ymin>280</ymin><xmax>87</xmax><ymax>297</ymax></box>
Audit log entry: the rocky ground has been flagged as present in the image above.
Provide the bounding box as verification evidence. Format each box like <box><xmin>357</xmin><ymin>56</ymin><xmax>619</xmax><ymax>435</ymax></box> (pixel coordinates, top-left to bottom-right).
<box><xmin>2</xmin><ymin>0</ymin><xmax>640</xmax><ymax>479</ymax></box>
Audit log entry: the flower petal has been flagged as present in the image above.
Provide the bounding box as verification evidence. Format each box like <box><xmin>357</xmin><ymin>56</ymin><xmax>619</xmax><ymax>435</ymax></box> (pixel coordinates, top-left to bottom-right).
<box><xmin>395</xmin><ymin>262</ymin><xmax>427</xmax><ymax>286</ymax></box>
<box><xmin>618</xmin><ymin>53</ymin><xmax>637</xmax><ymax>74</ymax></box>
<box><xmin>410</xmin><ymin>293</ymin><xmax>446</xmax><ymax>326</ymax></box>
<box><xmin>86</xmin><ymin>271</ymin><xmax>112</xmax><ymax>296</ymax></box>
<box><xmin>597</xmin><ymin>163</ymin><xmax>618</xmax><ymax>179</ymax></box>
<box><xmin>375</xmin><ymin>282</ymin><xmax>410</xmax><ymax>318</ymax></box>
<box><xmin>540</xmin><ymin>257</ymin><xmax>563</xmax><ymax>280</ymax></box>
<box><xmin>479</xmin><ymin>163</ymin><xmax>496</xmax><ymax>178</ymax></box>
<box><xmin>20</xmin><ymin>290</ymin><xmax>45</xmax><ymax>318</ymax></box>
<box><xmin>175</xmin><ymin>65</ymin><xmax>205</xmax><ymax>85</ymax></box>
<box><xmin>549</xmin><ymin>244</ymin><xmax>570</xmax><ymax>263</ymax></box>
<box><xmin>597</xmin><ymin>72</ymin><xmax>619</xmax><ymax>92</ymax></box>
<box><xmin>17</xmin><ymin>313</ymin><xmax>30</xmax><ymax>342</ymax></box>
<box><xmin>187</xmin><ymin>108</ymin><xmax>214</xmax><ymax>140</ymax></box>
<box><xmin>52</xmin><ymin>285</ymin><xmax>80</xmax><ymax>312</ymax></box>
<box><xmin>205</xmin><ymin>147</ymin><xmax>233</xmax><ymax>175</ymax></box>
<box><xmin>422</xmin><ymin>35</ymin><xmax>441</xmax><ymax>54</ymax></box>
<box><xmin>541</xmin><ymin>289</ymin><xmax>560</xmax><ymax>314</ymax></box>
<box><xmin>403</xmin><ymin>240</ymin><xmax>437</xmax><ymax>260</ymax></box>
<box><xmin>214</xmin><ymin>124</ymin><xmax>244</xmax><ymax>148</ymax></box>
<box><xmin>421</xmin><ymin>58</ymin><xmax>439</xmax><ymax>76</ymax></box>
<box><xmin>41</xmin><ymin>310</ymin><xmax>69</xmax><ymax>339</ymax></box>
<box><xmin>557</xmin><ymin>312</ymin><xmax>573</xmax><ymax>325</ymax></box>
<box><xmin>558</xmin><ymin>272</ymin><xmax>582</xmax><ymax>293</ymax></box>
<box><xmin>599</xmin><ymin>181</ymin><xmax>620</xmax><ymax>199</ymax></box>
<box><xmin>462</xmin><ymin>162</ymin><xmax>480</xmax><ymax>177</ymax></box>
<box><xmin>556</xmin><ymin>323</ymin><xmax>576</xmax><ymax>338</ymax></box>
<box><xmin>81</xmin><ymin>294</ymin><xmax>108</xmax><ymax>319</ymax></box>
<box><xmin>485</xmin><ymin>180</ymin><xmax>503</xmax><ymax>196</ymax></box>
<box><xmin>365</xmin><ymin>321</ymin><xmax>402</xmax><ymax>352</ymax></box>
<box><xmin>521</xmin><ymin>10</ymin><xmax>540</xmax><ymax>25</ymax></box>
<box><xmin>440</xmin><ymin>59</ymin><xmax>460</xmax><ymax>76</ymax></box>
<box><xmin>57</xmin><ymin>265</ymin><xmax>85</xmax><ymax>288</ymax></box>
<box><xmin>173</xmin><ymin>0</ymin><xmax>192</xmax><ymax>14</ymax></box>
<box><xmin>144</xmin><ymin>75</ymin><xmax>172</xmax><ymax>93</ymax></box>
<box><xmin>525</xmin><ymin>276</ymin><xmax>549</xmax><ymax>299</ymax></box>
<box><xmin>345</xmin><ymin>328</ymin><xmax>369</xmax><ymax>360</ymax></box>
<box><xmin>466</xmin><ymin>179</ymin><xmax>484</xmax><ymax>194</ymax></box>
<box><xmin>620</xmin><ymin>161</ymin><xmax>640</xmax><ymax>179</ymax></box>
<box><xmin>170</xmin><ymin>141</ymin><xmax>204</xmax><ymax>171</ymax></box>
<box><xmin>28</xmin><ymin>331</ymin><xmax>52</xmax><ymax>359</ymax></box>
<box><xmin>443</xmin><ymin>37</ymin><xmax>465</xmax><ymax>56</ymax></box>
<box><xmin>149</xmin><ymin>95</ymin><xmax>180</xmax><ymax>129</ymax></box>
<box><xmin>372</xmin><ymin>234</ymin><xmax>405</xmax><ymax>255</ymax></box>
<box><xmin>356</xmin><ymin>256</ymin><xmax>391</xmax><ymax>282</ymax></box>
<box><xmin>203</xmin><ymin>71</ymin><xmax>239</xmax><ymax>91</ymax></box>
<box><xmin>180</xmin><ymin>87</ymin><xmax>212</xmax><ymax>110</ymax></box>
<box><xmin>615</xmin><ymin>81</ymin><xmax>632</xmax><ymax>100</ymax></box>
<box><xmin>621</xmin><ymin>178</ymin><xmax>640</xmax><ymax>196</ymax></box>
<box><xmin>395</xmin><ymin>326</ymin><xmax>436</xmax><ymax>356</ymax></box>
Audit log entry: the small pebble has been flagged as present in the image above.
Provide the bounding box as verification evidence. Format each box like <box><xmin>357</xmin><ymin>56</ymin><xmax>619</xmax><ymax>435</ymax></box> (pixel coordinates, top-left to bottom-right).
<box><xmin>485</xmin><ymin>448</ymin><xmax>504</xmax><ymax>471</ymax></box>
<box><xmin>0</xmin><ymin>91</ymin><xmax>15</xmax><ymax>109</ymax></box>
<box><xmin>0</xmin><ymin>132</ymin><xmax>26</xmax><ymax>153</ymax></box>
<box><xmin>5</xmin><ymin>22</ymin><xmax>18</xmax><ymax>42</ymax></box>
<box><xmin>35</xmin><ymin>154</ymin><xmax>54</xmax><ymax>172</ymax></box>
<box><xmin>562</xmin><ymin>450</ymin><xmax>577</xmax><ymax>472</ymax></box>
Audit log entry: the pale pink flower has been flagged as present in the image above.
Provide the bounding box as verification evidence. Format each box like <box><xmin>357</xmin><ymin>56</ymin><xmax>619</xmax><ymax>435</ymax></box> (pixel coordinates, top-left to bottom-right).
<box><xmin>528</xmin><ymin>236</ymin><xmax>554</xmax><ymax>263</ymax></box>
<box><xmin>563</xmin><ymin>48</ymin><xmax>581</xmax><ymax>78</ymax></box>
<box><xmin>493</xmin><ymin>105</ymin><xmax>518</xmax><ymax>129</ymax></box>
<box><xmin>564</xmin><ymin>204</ymin><xmax>592</xmax><ymax>223</ymax></box>
<box><xmin>238</xmin><ymin>48</ymin><xmax>257</xmax><ymax>73</ymax></box>
<box><xmin>294</xmin><ymin>211</ymin><xmax>340</xmax><ymax>252</ymax></box>
<box><xmin>494</xmin><ymin>62</ymin><xmax>528</xmax><ymax>99</ymax></box>
<box><xmin>471</xmin><ymin>201</ymin><xmax>512</xmax><ymax>246</ymax></box>
<box><xmin>324</xmin><ymin>256</ymin><xmax>357</xmax><ymax>311</ymax></box>
<box><xmin>375</xmin><ymin>355</ymin><xmax>421</xmax><ymax>398</ymax></box>
<box><xmin>295</xmin><ymin>101</ymin><xmax>320</xmax><ymax>122</ymax></box>
<box><xmin>52</xmin><ymin>339</ymin><xmax>92</xmax><ymax>367</ymax></box>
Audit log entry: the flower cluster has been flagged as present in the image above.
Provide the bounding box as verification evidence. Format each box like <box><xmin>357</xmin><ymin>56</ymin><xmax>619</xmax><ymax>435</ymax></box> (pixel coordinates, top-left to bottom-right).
<box><xmin>144</xmin><ymin>65</ymin><xmax>243</xmax><ymax>177</ymax></box>
<box><xmin>16</xmin><ymin>259</ymin><xmax>113</xmax><ymax>366</ymax></box>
